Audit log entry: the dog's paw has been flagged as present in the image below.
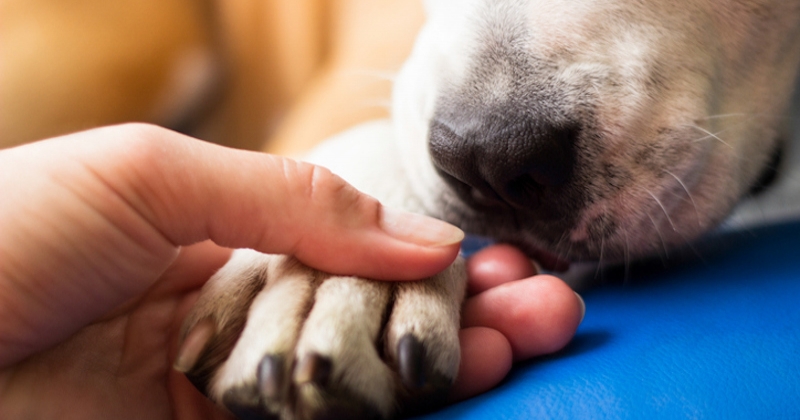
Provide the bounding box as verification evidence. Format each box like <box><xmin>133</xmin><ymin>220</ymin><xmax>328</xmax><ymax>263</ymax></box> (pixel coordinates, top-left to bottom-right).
<box><xmin>176</xmin><ymin>249</ymin><xmax>467</xmax><ymax>419</ymax></box>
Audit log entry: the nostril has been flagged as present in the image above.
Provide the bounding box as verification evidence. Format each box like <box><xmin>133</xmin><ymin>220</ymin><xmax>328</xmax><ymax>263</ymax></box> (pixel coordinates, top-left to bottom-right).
<box><xmin>491</xmin><ymin>120</ymin><xmax>578</xmax><ymax>200</ymax></box>
<box><xmin>505</xmin><ymin>174</ymin><xmax>543</xmax><ymax>208</ymax></box>
<box><xmin>429</xmin><ymin>110</ymin><xmax>578</xmax><ymax>209</ymax></box>
<box><xmin>469</xmin><ymin>185</ymin><xmax>507</xmax><ymax>207</ymax></box>
<box><xmin>429</xmin><ymin>120</ymin><xmax>509</xmax><ymax>207</ymax></box>
<box><xmin>435</xmin><ymin>167</ymin><xmax>507</xmax><ymax>208</ymax></box>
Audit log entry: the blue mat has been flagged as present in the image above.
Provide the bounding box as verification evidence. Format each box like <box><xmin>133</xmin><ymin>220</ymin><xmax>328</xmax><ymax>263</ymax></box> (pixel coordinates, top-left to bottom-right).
<box><xmin>418</xmin><ymin>221</ymin><xmax>800</xmax><ymax>419</ymax></box>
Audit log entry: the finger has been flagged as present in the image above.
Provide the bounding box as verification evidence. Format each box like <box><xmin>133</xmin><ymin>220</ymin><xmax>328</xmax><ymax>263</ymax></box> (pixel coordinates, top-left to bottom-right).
<box><xmin>80</xmin><ymin>124</ymin><xmax>463</xmax><ymax>280</ymax></box>
<box><xmin>461</xmin><ymin>275</ymin><xmax>584</xmax><ymax>361</ymax></box>
<box><xmin>467</xmin><ymin>244</ymin><xmax>537</xmax><ymax>296</ymax></box>
<box><xmin>449</xmin><ymin>327</ymin><xmax>513</xmax><ymax>402</ymax></box>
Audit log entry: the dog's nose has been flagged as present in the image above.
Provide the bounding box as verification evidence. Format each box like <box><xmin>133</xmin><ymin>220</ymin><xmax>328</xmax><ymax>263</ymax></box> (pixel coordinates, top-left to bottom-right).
<box><xmin>429</xmin><ymin>112</ymin><xmax>577</xmax><ymax>209</ymax></box>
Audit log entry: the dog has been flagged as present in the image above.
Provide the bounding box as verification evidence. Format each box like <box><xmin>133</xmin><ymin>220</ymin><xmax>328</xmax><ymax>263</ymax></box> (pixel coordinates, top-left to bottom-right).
<box><xmin>176</xmin><ymin>0</ymin><xmax>800</xmax><ymax>418</ymax></box>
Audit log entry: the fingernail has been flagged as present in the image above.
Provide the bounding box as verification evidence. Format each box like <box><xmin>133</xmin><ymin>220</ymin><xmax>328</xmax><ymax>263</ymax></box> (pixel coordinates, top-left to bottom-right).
<box><xmin>380</xmin><ymin>207</ymin><xmax>465</xmax><ymax>247</ymax></box>
<box><xmin>575</xmin><ymin>292</ymin><xmax>586</xmax><ymax>324</ymax></box>
<box><xmin>174</xmin><ymin>320</ymin><xmax>216</xmax><ymax>373</ymax></box>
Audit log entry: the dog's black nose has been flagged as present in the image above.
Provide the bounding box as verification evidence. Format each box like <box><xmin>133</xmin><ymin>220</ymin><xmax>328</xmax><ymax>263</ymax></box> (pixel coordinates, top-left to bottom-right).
<box><xmin>429</xmin><ymin>111</ymin><xmax>577</xmax><ymax>209</ymax></box>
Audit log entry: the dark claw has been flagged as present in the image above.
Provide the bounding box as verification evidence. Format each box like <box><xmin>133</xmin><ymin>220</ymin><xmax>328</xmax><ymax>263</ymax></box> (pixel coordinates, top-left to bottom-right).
<box><xmin>222</xmin><ymin>387</ymin><xmax>277</xmax><ymax>420</ymax></box>
<box><xmin>398</xmin><ymin>334</ymin><xmax>426</xmax><ymax>389</ymax></box>
<box><xmin>294</xmin><ymin>353</ymin><xmax>333</xmax><ymax>387</ymax></box>
<box><xmin>257</xmin><ymin>355</ymin><xmax>286</xmax><ymax>400</ymax></box>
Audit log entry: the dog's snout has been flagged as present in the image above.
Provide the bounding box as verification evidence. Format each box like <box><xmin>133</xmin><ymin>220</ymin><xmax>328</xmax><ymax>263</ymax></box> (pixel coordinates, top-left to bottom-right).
<box><xmin>429</xmin><ymin>111</ymin><xmax>577</xmax><ymax>209</ymax></box>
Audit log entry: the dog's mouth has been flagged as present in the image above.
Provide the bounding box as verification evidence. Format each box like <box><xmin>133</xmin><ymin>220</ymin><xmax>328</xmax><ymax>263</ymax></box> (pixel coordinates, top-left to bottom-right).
<box><xmin>508</xmin><ymin>239</ymin><xmax>572</xmax><ymax>272</ymax></box>
<box><xmin>462</xmin><ymin>232</ymin><xmax>572</xmax><ymax>272</ymax></box>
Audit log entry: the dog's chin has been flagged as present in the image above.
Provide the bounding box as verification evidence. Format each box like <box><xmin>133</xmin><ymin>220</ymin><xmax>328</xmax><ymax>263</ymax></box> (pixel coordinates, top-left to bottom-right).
<box><xmin>502</xmin><ymin>238</ymin><xmax>573</xmax><ymax>272</ymax></box>
<box><xmin>444</xmin><ymin>210</ymin><xmax>575</xmax><ymax>271</ymax></box>
<box><xmin>448</xmin><ymin>202</ymin><xmax>673</xmax><ymax>272</ymax></box>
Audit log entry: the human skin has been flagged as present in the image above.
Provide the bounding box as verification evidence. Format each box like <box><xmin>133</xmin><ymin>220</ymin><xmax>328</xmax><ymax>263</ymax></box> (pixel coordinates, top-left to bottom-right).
<box><xmin>0</xmin><ymin>124</ymin><xmax>583</xmax><ymax>418</ymax></box>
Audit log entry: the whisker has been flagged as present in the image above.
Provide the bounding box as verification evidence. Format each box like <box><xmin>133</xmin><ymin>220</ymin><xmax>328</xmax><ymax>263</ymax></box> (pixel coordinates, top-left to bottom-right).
<box><xmin>563</xmin><ymin>234</ymin><xmax>575</xmax><ymax>264</ymax></box>
<box><xmin>664</xmin><ymin>170</ymin><xmax>701</xmax><ymax>228</ymax></box>
<box><xmin>697</xmin><ymin>113</ymin><xmax>748</xmax><ymax>120</ymax></box>
<box><xmin>646</xmin><ymin>190</ymin><xmax>677</xmax><ymax>232</ymax></box>
<box><xmin>594</xmin><ymin>236</ymin><xmax>605</xmax><ymax>281</ymax></box>
<box><xmin>553</xmin><ymin>230</ymin><xmax>571</xmax><ymax>267</ymax></box>
<box><xmin>592</xmin><ymin>205</ymin><xmax>612</xmax><ymax>281</ymax></box>
<box><xmin>697</xmin><ymin>112</ymin><xmax>796</xmax><ymax>122</ymax></box>
<box><xmin>684</xmin><ymin>124</ymin><xmax>734</xmax><ymax>149</ymax></box>
<box><xmin>682</xmin><ymin>240</ymin><xmax>708</xmax><ymax>266</ymax></box>
<box><xmin>646</xmin><ymin>211</ymin><xmax>670</xmax><ymax>261</ymax></box>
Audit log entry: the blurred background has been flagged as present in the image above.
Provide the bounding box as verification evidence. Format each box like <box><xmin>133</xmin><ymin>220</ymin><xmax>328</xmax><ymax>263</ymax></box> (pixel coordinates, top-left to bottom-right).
<box><xmin>0</xmin><ymin>0</ymin><xmax>424</xmax><ymax>155</ymax></box>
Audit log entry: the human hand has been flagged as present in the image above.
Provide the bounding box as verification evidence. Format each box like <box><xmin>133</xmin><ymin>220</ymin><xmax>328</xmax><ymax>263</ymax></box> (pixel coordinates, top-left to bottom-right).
<box><xmin>0</xmin><ymin>124</ymin><xmax>582</xmax><ymax>418</ymax></box>
<box><xmin>0</xmin><ymin>123</ymin><xmax>461</xmax><ymax>418</ymax></box>
<box><xmin>453</xmin><ymin>244</ymin><xmax>584</xmax><ymax>400</ymax></box>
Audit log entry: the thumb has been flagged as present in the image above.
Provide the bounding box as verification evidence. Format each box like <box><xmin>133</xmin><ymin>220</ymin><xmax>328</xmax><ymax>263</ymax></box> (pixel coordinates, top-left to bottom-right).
<box><xmin>106</xmin><ymin>124</ymin><xmax>464</xmax><ymax>280</ymax></box>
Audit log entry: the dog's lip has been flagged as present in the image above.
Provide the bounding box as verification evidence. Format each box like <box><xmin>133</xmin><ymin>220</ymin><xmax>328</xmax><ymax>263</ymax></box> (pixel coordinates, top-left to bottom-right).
<box><xmin>505</xmin><ymin>239</ymin><xmax>571</xmax><ymax>272</ymax></box>
<box><xmin>528</xmin><ymin>247</ymin><xmax>571</xmax><ymax>272</ymax></box>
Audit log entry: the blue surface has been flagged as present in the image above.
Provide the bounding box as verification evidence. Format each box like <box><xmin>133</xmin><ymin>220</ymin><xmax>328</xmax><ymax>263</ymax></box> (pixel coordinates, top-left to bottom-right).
<box><xmin>418</xmin><ymin>221</ymin><xmax>800</xmax><ymax>419</ymax></box>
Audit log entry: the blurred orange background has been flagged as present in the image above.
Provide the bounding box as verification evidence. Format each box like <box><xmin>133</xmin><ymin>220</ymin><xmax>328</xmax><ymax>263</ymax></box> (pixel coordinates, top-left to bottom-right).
<box><xmin>0</xmin><ymin>0</ymin><xmax>424</xmax><ymax>155</ymax></box>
